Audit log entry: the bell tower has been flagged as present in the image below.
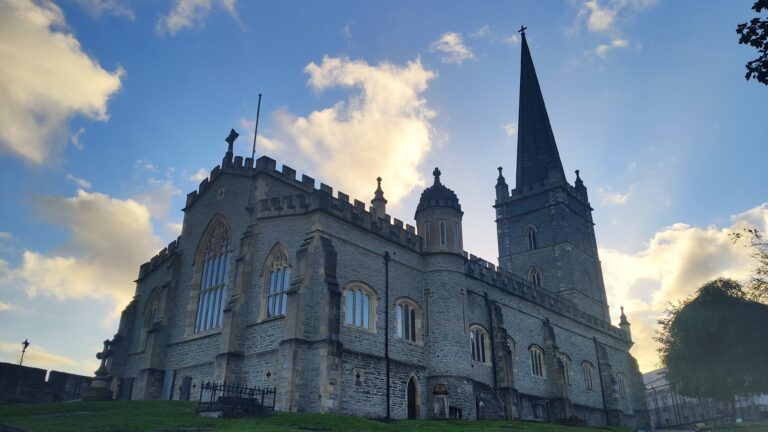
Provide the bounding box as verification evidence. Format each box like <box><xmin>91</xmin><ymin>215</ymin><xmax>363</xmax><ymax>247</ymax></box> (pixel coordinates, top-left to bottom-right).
<box><xmin>495</xmin><ymin>29</ymin><xmax>610</xmax><ymax>321</ymax></box>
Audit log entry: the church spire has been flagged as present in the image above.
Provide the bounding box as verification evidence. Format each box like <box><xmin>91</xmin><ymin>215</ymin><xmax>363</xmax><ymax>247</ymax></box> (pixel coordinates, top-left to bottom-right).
<box><xmin>515</xmin><ymin>27</ymin><xmax>566</xmax><ymax>189</ymax></box>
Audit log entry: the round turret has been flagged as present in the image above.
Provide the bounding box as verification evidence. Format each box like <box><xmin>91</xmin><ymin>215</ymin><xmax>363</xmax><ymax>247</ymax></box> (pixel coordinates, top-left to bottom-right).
<box><xmin>415</xmin><ymin>168</ymin><xmax>464</xmax><ymax>254</ymax></box>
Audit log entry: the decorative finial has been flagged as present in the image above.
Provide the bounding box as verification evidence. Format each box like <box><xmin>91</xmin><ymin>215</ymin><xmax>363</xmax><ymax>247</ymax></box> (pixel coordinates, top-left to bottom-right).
<box><xmin>619</xmin><ymin>306</ymin><xmax>630</xmax><ymax>325</ymax></box>
<box><xmin>575</xmin><ymin>169</ymin><xmax>581</xmax><ymax>180</ymax></box>
<box><xmin>225</xmin><ymin>128</ymin><xmax>239</xmax><ymax>153</ymax></box>
<box><xmin>518</xmin><ymin>25</ymin><xmax>527</xmax><ymax>36</ymax></box>
<box><xmin>433</xmin><ymin>167</ymin><xmax>441</xmax><ymax>184</ymax></box>
<box><xmin>498</xmin><ymin>167</ymin><xmax>503</xmax><ymax>176</ymax></box>
<box><xmin>620</xmin><ymin>305</ymin><xmax>624</xmax><ymax>315</ymax></box>
<box><xmin>377</xmin><ymin>176</ymin><xmax>382</xmax><ymax>186</ymax></box>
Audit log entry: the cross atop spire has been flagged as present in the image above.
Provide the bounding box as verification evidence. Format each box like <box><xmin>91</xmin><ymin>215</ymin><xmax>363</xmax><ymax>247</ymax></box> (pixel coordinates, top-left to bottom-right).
<box><xmin>518</xmin><ymin>25</ymin><xmax>527</xmax><ymax>36</ymax></box>
<box><xmin>515</xmin><ymin>27</ymin><xmax>566</xmax><ymax>190</ymax></box>
<box><xmin>433</xmin><ymin>167</ymin><xmax>442</xmax><ymax>185</ymax></box>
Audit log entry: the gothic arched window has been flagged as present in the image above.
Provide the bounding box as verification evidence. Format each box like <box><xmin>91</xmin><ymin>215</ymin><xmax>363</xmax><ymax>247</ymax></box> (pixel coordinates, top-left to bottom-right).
<box><xmin>470</xmin><ymin>325</ymin><xmax>490</xmax><ymax>364</ymax></box>
<box><xmin>530</xmin><ymin>345</ymin><xmax>546</xmax><ymax>377</ymax></box>
<box><xmin>194</xmin><ymin>220</ymin><xmax>230</xmax><ymax>333</ymax></box>
<box><xmin>396</xmin><ymin>298</ymin><xmax>421</xmax><ymax>341</ymax></box>
<box><xmin>582</xmin><ymin>361</ymin><xmax>595</xmax><ymax>391</ymax></box>
<box><xmin>617</xmin><ymin>373</ymin><xmax>628</xmax><ymax>399</ymax></box>
<box><xmin>345</xmin><ymin>284</ymin><xmax>376</xmax><ymax>330</ymax></box>
<box><xmin>528</xmin><ymin>268</ymin><xmax>542</xmax><ymax>288</ymax></box>
<box><xmin>526</xmin><ymin>226</ymin><xmax>538</xmax><ymax>251</ymax></box>
<box><xmin>146</xmin><ymin>289</ymin><xmax>161</xmax><ymax>330</ymax></box>
<box><xmin>264</xmin><ymin>247</ymin><xmax>290</xmax><ymax>319</ymax></box>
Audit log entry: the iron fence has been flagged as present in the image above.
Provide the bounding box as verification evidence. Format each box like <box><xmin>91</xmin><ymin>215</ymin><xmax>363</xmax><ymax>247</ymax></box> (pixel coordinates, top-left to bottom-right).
<box><xmin>197</xmin><ymin>381</ymin><xmax>276</xmax><ymax>417</ymax></box>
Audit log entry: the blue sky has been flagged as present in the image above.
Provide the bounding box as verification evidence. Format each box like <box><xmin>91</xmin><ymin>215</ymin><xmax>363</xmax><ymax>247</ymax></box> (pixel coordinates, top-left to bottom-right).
<box><xmin>0</xmin><ymin>0</ymin><xmax>766</xmax><ymax>374</ymax></box>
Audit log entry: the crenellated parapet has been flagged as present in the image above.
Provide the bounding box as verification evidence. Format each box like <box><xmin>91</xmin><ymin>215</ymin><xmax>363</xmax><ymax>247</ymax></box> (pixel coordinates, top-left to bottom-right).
<box><xmin>137</xmin><ymin>237</ymin><xmax>180</xmax><ymax>280</ymax></box>
<box><xmin>184</xmin><ymin>154</ymin><xmax>422</xmax><ymax>252</ymax></box>
<box><xmin>464</xmin><ymin>256</ymin><xmax>625</xmax><ymax>339</ymax></box>
<box><xmin>257</xmin><ymin>187</ymin><xmax>421</xmax><ymax>252</ymax></box>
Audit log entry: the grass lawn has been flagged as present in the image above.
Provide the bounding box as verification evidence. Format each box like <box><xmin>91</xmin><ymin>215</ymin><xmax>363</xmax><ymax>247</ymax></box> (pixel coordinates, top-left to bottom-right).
<box><xmin>0</xmin><ymin>400</ymin><xmax>634</xmax><ymax>432</ymax></box>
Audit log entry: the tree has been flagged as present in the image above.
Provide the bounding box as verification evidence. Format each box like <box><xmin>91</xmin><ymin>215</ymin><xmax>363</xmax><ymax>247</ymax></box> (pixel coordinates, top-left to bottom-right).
<box><xmin>656</xmin><ymin>278</ymin><xmax>768</xmax><ymax>403</ymax></box>
<box><xmin>731</xmin><ymin>227</ymin><xmax>768</xmax><ymax>303</ymax></box>
<box><xmin>737</xmin><ymin>0</ymin><xmax>768</xmax><ymax>85</ymax></box>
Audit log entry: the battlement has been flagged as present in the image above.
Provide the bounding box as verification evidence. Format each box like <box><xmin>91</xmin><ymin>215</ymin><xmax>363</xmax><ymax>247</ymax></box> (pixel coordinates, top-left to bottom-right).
<box><xmin>498</xmin><ymin>179</ymin><xmax>588</xmax><ymax>207</ymax></box>
<box><xmin>464</xmin><ymin>256</ymin><xmax>625</xmax><ymax>339</ymax></box>
<box><xmin>184</xmin><ymin>154</ymin><xmax>421</xmax><ymax>251</ymax></box>
<box><xmin>257</xmin><ymin>186</ymin><xmax>421</xmax><ymax>252</ymax></box>
<box><xmin>137</xmin><ymin>237</ymin><xmax>180</xmax><ymax>280</ymax></box>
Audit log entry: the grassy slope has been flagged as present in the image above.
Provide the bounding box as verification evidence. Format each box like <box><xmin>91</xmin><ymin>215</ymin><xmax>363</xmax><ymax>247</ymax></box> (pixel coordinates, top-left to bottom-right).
<box><xmin>0</xmin><ymin>400</ymin><xmax>631</xmax><ymax>432</ymax></box>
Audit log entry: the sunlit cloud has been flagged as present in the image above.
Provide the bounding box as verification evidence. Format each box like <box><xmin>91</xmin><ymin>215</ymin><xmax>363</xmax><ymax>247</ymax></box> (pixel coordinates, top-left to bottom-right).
<box><xmin>65</xmin><ymin>174</ymin><xmax>92</xmax><ymax>190</ymax></box>
<box><xmin>595</xmin><ymin>38</ymin><xmax>629</xmax><ymax>58</ymax></box>
<box><xmin>430</xmin><ymin>32</ymin><xmax>474</xmax><ymax>65</ymax></box>
<box><xmin>596</xmin><ymin>184</ymin><xmax>635</xmax><ymax>205</ymax></box>
<box><xmin>503</xmin><ymin>34</ymin><xmax>520</xmax><ymax>45</ymax></box>
<box><xmin>0</xmin><ymin>0</ymin><xmax>124</xmax><ymax>164</ymax></box>
<box><xmin>189</xmin><ymin>168</ymin><xmax>208</xmax><ymax>183</ymax></box>
<box><xmin>601</xmin><ymin>203</ymin><xmax>767</xmax><ymax>372</ymax></box>
<box><xmin>269</xmin><ymin>56</ymin><xmax>436</xmax><ymax>205</ymax></box>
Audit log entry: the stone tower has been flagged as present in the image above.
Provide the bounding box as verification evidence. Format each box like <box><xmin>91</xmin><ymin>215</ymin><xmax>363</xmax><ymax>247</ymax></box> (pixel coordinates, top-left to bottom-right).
<box><xmin>495</xmin><ymin>31</ymin><xmax>610</xmax><ymax>321</ymax></box>
<box><xmin>415</xmin><ymin>168</ymin><xmax>464</xmax><ymax>255</ymax></box>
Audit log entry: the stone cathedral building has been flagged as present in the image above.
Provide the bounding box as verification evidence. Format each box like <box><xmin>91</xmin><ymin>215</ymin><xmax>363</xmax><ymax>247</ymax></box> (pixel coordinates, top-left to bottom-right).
<box><xmin>104</xmin><ymin>32</ymin><xmax>650</xmax><ymax>427</ymax></box>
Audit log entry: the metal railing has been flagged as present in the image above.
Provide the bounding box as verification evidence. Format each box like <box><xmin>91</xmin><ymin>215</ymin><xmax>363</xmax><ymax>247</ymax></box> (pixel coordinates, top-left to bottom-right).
<box><xmin>197</xmin><ymin>381</ymin><xmax>276</xmax><ymax>417</ymax></box>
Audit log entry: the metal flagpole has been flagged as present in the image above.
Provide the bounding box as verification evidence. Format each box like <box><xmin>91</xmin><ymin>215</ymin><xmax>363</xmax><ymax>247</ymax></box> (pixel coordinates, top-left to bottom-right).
<box><xmin>251</xmin><ymin>94</ymin><xmax>262</xmax><ymax>162</ymax></box>
<box><xmin>245</xmin><ymin>94</ymin><xmax>262</xmax><ymax>215</ymax></box>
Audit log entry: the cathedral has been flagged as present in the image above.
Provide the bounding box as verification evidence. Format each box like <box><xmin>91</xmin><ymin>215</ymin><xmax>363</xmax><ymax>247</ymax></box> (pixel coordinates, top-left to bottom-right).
<box><xmin>104</xmin><ymin>31</ymin><xmax>650</xmax><ymax>427</ymax></box>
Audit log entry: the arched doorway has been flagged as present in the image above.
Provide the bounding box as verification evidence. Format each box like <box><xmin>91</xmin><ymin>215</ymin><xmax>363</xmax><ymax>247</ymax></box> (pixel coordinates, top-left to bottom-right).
<box><xmin>407</xmin><ymin>376</ymin><xmax>419</xmax><ymax>419</ymax></box>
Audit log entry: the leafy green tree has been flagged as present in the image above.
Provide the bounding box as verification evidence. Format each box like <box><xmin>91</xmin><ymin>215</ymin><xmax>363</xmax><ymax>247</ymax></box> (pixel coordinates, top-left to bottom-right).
<box><xmin>731</xmin><ymin>227</ymin><xmax>768</xmax><ymax>303</ymax></box>
<box><xmin>656</xmin><ymin>278</ymin><xmax>768</xmax><ymax>402</ymax></box>
<box><xmin>737</xmin><ymin>0</ymin><xmax>768</xmax><ymax>85</ymax></box>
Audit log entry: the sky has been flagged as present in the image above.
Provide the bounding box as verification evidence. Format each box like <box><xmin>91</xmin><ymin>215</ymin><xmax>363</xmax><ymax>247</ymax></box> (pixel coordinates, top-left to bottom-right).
<box><xmin>0</xmin><ymin>0</ymin><xmax>766</xmax><ymax>376</ymax></box>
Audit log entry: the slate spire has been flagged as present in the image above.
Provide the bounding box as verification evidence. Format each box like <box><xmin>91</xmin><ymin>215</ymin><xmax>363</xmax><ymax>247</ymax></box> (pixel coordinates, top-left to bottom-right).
<box><xmin>515</xmin><ymin>29</ymin><xmax>566</xmax><ymax>189</ymax></box>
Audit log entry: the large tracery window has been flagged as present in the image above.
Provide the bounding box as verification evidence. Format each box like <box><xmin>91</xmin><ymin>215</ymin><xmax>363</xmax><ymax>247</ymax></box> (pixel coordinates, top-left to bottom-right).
<box><xmin>345</xmin><ymin>284</ymin><xmax>375</xmax><ymax>330</ymax></box>
<box><xmin>470</xmin><ymin>325</ymin><xmax>490</xmax><ymax>364</ymax></box>
<box><xmin>194</xmin><ymin>221</ymin><xmax>230</xmax><ymax>333</ymax></box>
<box><xmin>264</xmin><ymin>248</ymin><xmax>290</xmax><ymax>319</ymax></box>
<box><xmin>530</xmin><ymin>345</ymin><xmax>546</xmax><ymax>377</ymax></box>
<box><xmin>396</xmin><ymin>299</ymin><xmax>420</xmax><ymax>341</ymax></box>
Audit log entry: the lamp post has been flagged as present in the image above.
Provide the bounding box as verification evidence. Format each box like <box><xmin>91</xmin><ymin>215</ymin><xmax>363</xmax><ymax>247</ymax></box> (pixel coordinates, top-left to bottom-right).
<box><xmin>19</xmin><ymin>339</ymin><xmax>30</xmax><ymax>365</ymax></box>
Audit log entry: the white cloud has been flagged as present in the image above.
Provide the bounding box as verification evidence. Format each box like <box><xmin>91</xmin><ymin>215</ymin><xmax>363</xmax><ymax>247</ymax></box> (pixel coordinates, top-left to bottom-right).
<box><xmin>270</xmin><ymin>56</ymin><xmax>436</xmax><ymax>205</ymax></box>
<box><xmin>72</xmin><ymin>0</ymin><xmax>134</xmax><ymax>19</ymax></box>
<box><xmin>156</xmin><ymin>0</ymin><xmax>240</xmax><ymax>36</ymax></box>
<box><xmin>601</xmin><ymin>203</ymin><xmax>767</xmax><ymax>372</ymax></box>
<box><xmin>189</xmin><ymin>168</ymin><xmax>208</xmax><ymax>183</ymax></box>
<box><xmin>0</xmin><ymin>0</ymin><xmax>124</xmax><ymax>164</ymax></box>
<box><xmin>430</xmin><ymin>32</ymin><xmax>474</xmax><ymax>65</ymax></box>
<box><xmin>65</xmin><ymin>174</ymin><xmax>92</xmax><ymax>190</ymax></box>
<box><xmin>237</xmin><ymin>117</ymin><xmax>282</xmax><ymax>153</ymax></box>
<box><xmin>582</xmin><ymin>0</ymin><xmax>616</xmax><ymax>31</ymax></box>
<box><xmin>502</xmin><ymin>122</ymin><xmax>518</xmax><ymax>138</ymax></box>
<box><xmin>596</xmin><ymin>184</ymin><xmax>634</xmax><ymax>205</ymax></box>
<box><xmin>0</xmin><ymin>301</ymin><xmax>18</xmax><ymax>311</ymax></box>
<box><xmin>503</xmin><ymin>34</ymin><xmax>520</xmax><ymax>45</ymax></box>
<box><xmin>470</xmin><ymin>25</ymin><xmax>491</xmax><ymax>39</ymax></box>
<box><xmin>15</xmin><ymin>190</ymin><xmax>162</xmax><ymax>312</ymax></box>
<box><xmin>135</xmin><ymin>178</ymin><xmax>182</xmax><ymax>221</ymax></box>
<box><xmin>595</xmin><ymin>38</ymin><xmax>629</xmax><ymax>58</ymax></box>
<box><xmin>71</xmin><ymin>127</ymin><xmax>86</xmax><ymax>150</ymax></box>
<box><xmin>0</xmin><ymin>232</ymin><xmax>11</xmax><ymax>240</ymax></box>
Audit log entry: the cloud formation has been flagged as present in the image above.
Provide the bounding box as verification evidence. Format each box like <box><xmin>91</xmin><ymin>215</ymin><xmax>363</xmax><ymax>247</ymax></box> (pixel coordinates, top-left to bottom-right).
<box><xmin>0</xmin><ymin>0</ymin><xmax>124</xmax><ymax>164</ymax></box>
<box><xmin>65</xmin><ymin>174</ymin><xmax>92</xmax><ymax>190</ymax></box>
<box><xmin>430</xmin><ymin>32</ymin><xmax>474</xmax><ymax>65</ymax></box>
<box><xmin>601</xmin><ymin>203</ymin><xmax>767</xmax><ymax>372</ymax></box>
<box><xmin>596</xmin><ymin>184</ymin><xmax>634</xmax><ymax>205</ymax></box>
<box><xmin>15</xmin><ymin>190</ymin><xmax>162</xmax><ymax>311</ymax></box>
<box><xmin>270</xmin><ymin>56</ymin><xmax>436</xmax><ymax>205</ymax></box>
<box><xmin>502</xmin><ymin>122</ymin><xmax>518</xmax><ymax>138</ymax></box>
<box><xmin>575</xmin><ymin>0</ymin><xmax>656</xmax><ymax>33</ymax></box>
<box><xmin>595</xmin><ymin>38</ymin><xmax>629</xmax><ymax>58</ymax></box>
<box><xmin>72</xmin><ymin>0</ymin><xmax>134</xmax><ymax>19</ymax></box>
<box><xmin>156</xmin><ymin>0</ymin><xmax>239</xmax><ymax>36</ymax></box>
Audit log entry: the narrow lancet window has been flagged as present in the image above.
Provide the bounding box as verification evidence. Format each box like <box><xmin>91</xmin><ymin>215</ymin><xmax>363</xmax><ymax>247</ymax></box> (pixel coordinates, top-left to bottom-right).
<box><xmin>194</xmin><ymin>221</ymin><xmax>230</xmax><ymax>333</ymax></box>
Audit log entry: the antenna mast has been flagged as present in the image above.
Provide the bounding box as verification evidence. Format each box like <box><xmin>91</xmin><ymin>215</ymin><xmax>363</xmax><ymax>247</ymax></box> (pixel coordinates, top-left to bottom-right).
<box><xmin>246</xmin><ymin>94</ymin><xmax>263</xmax><ymax>216</ymax></box>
